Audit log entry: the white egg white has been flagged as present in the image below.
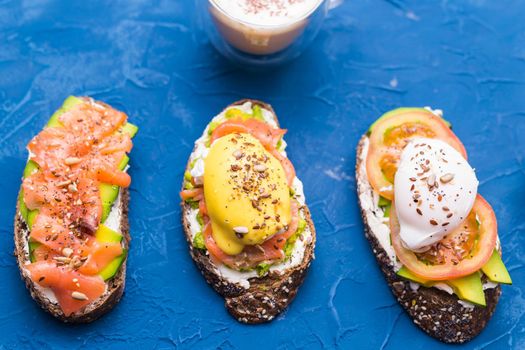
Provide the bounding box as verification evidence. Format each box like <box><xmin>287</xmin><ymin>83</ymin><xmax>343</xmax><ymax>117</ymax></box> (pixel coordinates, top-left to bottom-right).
<box><xmin>394</xmin><ymin>138</ymin><xmax>478</xmax><ymax>252</ymax></box>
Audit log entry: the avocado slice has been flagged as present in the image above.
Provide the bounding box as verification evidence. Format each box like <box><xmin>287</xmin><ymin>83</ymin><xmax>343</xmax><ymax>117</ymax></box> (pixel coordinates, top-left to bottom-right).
<box><xmin>95</xmin><ymin>224</ymin><xmax>126</xmax><ymax>281</ymax></box>
<box><xmin>251</xmin><ymin>105</ymin><xmax>264</xmax><ymax>121</ymax></box>
<box><xmin>377</xmin><ymin>196</ymin><xmax>392</xmax><ymax>218</ymax></box>
<box><xmin>23</xmin><ymin>160</ymin><xmax>39</xmax><ymax>178</ymax></box>
<box><xmin>397</xmin><ymin>266</ymin><xmax>486</xmax><ymax>306</ymax></box>
<box><xmin>224</xmin><ymin>106</ymin><xmax>265</xmax><ymax>121</ymax></box>
<box><xmin>47</xmin><ymin>95</ymin><xmax>84</xmax><ymax>127</ymax></box>
<box><xmin>378</xmin><ymin>196</ymin><xmax>390</xmax><ymax>207</ymax></box>
<box><xmin>18</xmin><ymin>190</ymin><xmax>38</xmax><ymax>229</ymax></box>
<box><xmin>95</xmin><ymin>223</ymin><xmax>123</xmax><ymax>243</ymax></box>
<box><xmin>100</xmin><ymin>183</ymin><xmax>120</xmax><ymax>222</ymax></box>
<box><xmin>121</xmin><ymin>123</ymin><xmax>138</xmax><ymax>138</ymax></box>
<box><xmin>225</xmin><ymin>108</ymin><xmax>249</xmax><ymax>120</ymax></box>
<box><xmin>368</xmin><ymin>107</ymin><xmax>452</xmax><ymax>134</ymax></box>
<box><xmin>482</xmin><ymin>250</ymin><xmax>512</xmax><ymax>284</ymax></box>
<box><xmin>18</xmin><ymin>191</ymin><xmax>28</xmax><ymax>222</ymax></box>
<box><xmin>100</xmin><ymin>154</ymin><xmax>130</xmax><ymax>222</ymax></box>
<box><xmin>118</xmin><ymin>154</ymin><xmax>129</xmax><ymax>170</ymax></box>
<box><xmin>27</xmin><ymin>209</ymin><xmax>38</xmax><ymax>229</ymax></box>
<box><xmin>207</xmin><ymin>121</ymin><xmax>220</xmax><ymax>135</ymax></box>
<box><xmin>99</xmin><ymin>249</ymin><xmax>127</xmax><ymax>281</ymax></box>
<box><xmin>447</xmin><ymin>273</ymin><xmax>486</xmax><ymax>307</ymax></box>
<box><xmin>29</xmin><ymin>240</ymin><xmax>41</xmax><ymax>263</ymax></box>
<box><xmin>20</xmin><ymin>161</ymin><xmax>40</xmax><ymax>228</ymax></box>
<box><xmin>397</xmin><ymin>266</ymin><xmax>431</xmax><ymax>286</ymax></box>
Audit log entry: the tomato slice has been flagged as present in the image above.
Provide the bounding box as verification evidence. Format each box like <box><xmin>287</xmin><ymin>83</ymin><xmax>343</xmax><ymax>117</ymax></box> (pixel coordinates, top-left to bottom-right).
<box><xmin>366</xmin><ymin>108</ymin><xmax>466</xmax><ymax>200</ymax></box>
<box><xmin>390</xmin><ymin>195</ymin><xmax>497</xmax><ymax>281</ymax></box>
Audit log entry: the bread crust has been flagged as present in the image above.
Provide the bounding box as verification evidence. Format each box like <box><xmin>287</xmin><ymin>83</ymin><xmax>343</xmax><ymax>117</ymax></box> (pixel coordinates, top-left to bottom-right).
<box><xmin>181</xmin><ymin>99</ymin><xmax>316</xmax><ymax>323</ymax></box>
<box><xmin>356</xmin><ymin>135</ymin><xmax>500</xmax><ymax>343</ymax></box>
<box><xmin>14</xmin><ymin>187</ymin><xmax>130</xmax><ymax>323</ymax></box>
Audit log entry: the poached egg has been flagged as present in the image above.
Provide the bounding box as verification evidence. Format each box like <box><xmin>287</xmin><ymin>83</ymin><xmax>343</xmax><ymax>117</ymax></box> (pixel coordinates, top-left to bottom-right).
<box><xmin>204</xmin><ymin>132</ymin><xmax>291</xmax><ymax>255</ymax></box>
<box><xmin>394</xmin><ymin>137</ymin><xmax>478</xmax><ymax>252</ymax></box>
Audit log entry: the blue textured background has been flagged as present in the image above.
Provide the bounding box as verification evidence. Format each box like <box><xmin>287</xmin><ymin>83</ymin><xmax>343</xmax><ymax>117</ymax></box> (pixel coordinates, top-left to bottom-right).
<box><xmin>0</xmin><ymin>1</ymin><xmax>524</xmax><ymax>349</ymax></box>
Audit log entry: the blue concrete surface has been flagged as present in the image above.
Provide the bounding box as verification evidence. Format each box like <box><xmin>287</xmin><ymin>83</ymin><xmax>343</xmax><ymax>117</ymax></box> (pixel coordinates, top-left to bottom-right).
<box><xmin>0</xmin><ymin>1</ymin><xmax>523</xmax><ymax>349</ymax></box>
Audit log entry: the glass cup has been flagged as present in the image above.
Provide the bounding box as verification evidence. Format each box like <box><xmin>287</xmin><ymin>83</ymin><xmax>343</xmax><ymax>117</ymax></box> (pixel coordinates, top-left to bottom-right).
<box><xmin>197</xmin><ymin>0</ymin><xmax>342</xmax><ymax>67</ymax></box>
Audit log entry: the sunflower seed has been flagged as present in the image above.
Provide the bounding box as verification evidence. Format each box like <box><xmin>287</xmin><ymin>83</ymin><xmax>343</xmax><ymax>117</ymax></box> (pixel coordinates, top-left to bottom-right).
<box><xmin>233</xmin><ymin>226</ymin><xmax>249</xmax><ymax>235</ymax></box>
<box><xmin>440</xmin><ymin>173</ymin><xmax>454</xmax><ymax>184</ymax></box>
<box><xmin>53</xmin><ymin>256</ymin><xmax>71</xmax><ymax>263</ymax></box>
<box><xmin>68</xmin><ymin>183</ymin><xmax>78</xmax><ymax>192</ymax></box>
<box><xmin>253</xmin><ymin>164</ymin><xmax>267</xmax><ymax>172</ymax></box>
<box><xmin>71</xmin><ymin>291</ymin><xmax>88</xmax><ymax>301</ymax></box>
<box><xmin>62</xmin><ymin>248</ymin><xmax>73</xmax><ymax>258</ymax></box>
<box><xmin>56</xmin><ymin>180</ymin><xmax>72</xmax><ymax>187</ymax></box>
<box><xmin>233</xmin><ymin>150</ymin><xmax>244</xmax><ymax>159</ymax></box>
<box><xmin>64</xmin><ymin>157</ymin><xmax>81</xmax><ymax>166</ymax></box>
<box><xmin>427</xmin><ymin>174</ymin><xmax>436</xmax><ymax>187</ymax></box>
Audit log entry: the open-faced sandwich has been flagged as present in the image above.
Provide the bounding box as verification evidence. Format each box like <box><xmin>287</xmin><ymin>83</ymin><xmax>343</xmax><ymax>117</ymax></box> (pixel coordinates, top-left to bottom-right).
<box><xmin>356</xmin><ymin>108</ymin><xmax>511</xmax><ymax>343</ymax></box>
<box><xmin>15</xmin><ymin>96</ymin><xmax>138</xmax><ymax>322</ymax></box>
<box><xmin>180</xmin><ymin>99</ymin><xmax>315</xmax><ymax>323</ymax></box>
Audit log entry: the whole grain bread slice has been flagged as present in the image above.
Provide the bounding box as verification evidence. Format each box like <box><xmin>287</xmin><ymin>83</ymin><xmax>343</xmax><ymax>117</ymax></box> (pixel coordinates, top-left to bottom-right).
<box><xmin>181</xmin><ymin>99</ymin><xmax>316</xmax><ymax>324</ymax></box>
<box><xmin>356</xmin><ymin>135</ymin><xmax>500</xmax><ymax>343</ymax></box>
<box><xmin>14</xmin><ymin>173</ymin><xmax>130</xmax><ymax>323</ymax></box>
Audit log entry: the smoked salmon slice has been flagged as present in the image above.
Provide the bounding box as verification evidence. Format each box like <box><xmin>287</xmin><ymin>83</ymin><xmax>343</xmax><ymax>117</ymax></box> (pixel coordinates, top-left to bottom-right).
<box><xmin>199</xmin><ymin>193</ymin><xmax>299</xmax><ymax>269</ymax></box>
<box><xmin>26</xmin><ymin>261</ymin><xmax>106</xmax><ymax>316</ymax></box>
<box><xmin>210</xmin><ymin>118</ymin><xmax>286</xmax><ymax>150</ymax></box>
<box><xmin>78</xmin><ymin>239</ymin><xmax>123</xmax><ymax>275</ymax></box>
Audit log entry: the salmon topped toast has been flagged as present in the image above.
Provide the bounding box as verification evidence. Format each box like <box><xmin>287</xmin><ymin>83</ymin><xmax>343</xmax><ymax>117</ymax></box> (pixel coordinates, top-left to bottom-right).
<box><xmin>15</xmin><ymin>96</ymin><xmax>138</xmax><ymax>322</ymax></box>
<box><xmin>180</xmin><ymin>100</ymin><xmax>316</xmax><ymax>323</ymax></box>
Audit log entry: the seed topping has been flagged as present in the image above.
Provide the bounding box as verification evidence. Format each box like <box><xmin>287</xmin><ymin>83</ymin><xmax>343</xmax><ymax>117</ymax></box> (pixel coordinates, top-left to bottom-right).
<box><xmin>64</xmin><ymin>157</ymin><xmax>81</xmax><ymax>166</ymax></box>
<box><xmin>440</xmin><ymin>173</ymin><xmax>454</xmax><ymax>184</ymax></box>
<box><xmin>71</xmin><ymin>291</ymin><xmax>88</xmax><ymax>301</ymax></box>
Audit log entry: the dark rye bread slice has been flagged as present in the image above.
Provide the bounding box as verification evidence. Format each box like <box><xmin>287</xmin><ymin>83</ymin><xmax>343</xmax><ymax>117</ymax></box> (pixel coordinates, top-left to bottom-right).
<box><xmin>356</xmin><ymin>135</ymin><xmax>500</xmax><ymax>343</ymax></box>
<box><xmin>181</xmin><ymin>99</ymin><xmax>316</xmax><ymax>324</ymax></box>
<box><xmin>14</xmin><ymin>183</ymin><xmax>130</xmax><ymax>323</ymax></box>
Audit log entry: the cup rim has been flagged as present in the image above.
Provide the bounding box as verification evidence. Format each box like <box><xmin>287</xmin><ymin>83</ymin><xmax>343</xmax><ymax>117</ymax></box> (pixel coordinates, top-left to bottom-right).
<box><xmin>208</xmin><ymin>0</ymin><xmax>325</xmax><ymax>29</ymax></box>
